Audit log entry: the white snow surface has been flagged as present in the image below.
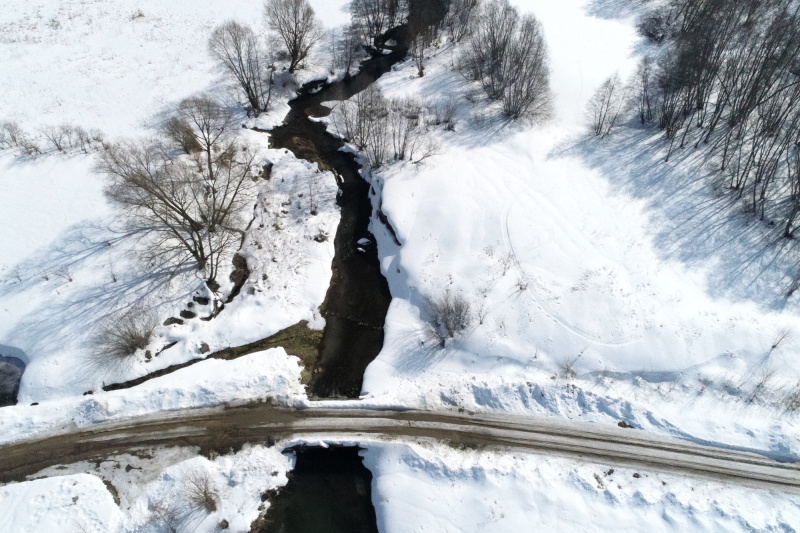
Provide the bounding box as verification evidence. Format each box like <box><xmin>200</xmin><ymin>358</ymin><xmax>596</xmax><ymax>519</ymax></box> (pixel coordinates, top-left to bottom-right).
<box><xmin>5</xmin><ymin>438</ymin><xmax>797</xmax><ymax>533</ymax></box>
<box><xmin>0</xmin><ymin>474</ymin><xmax>124</xmax><ymax>533</ymax></box>
<box><xmin>362</xmin><ymin>440</ymin><xmax>800</xmax><ymax>533</ymax></box>
<box><xmin>1</xmin><ymin>444</ymin><xmax>294</xmax><ymax>533</ymax></box>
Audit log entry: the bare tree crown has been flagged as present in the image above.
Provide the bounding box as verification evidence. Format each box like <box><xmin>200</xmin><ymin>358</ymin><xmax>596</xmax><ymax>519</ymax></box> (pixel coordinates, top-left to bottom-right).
<box><xmin>97</xmin><ymin>97</ymin><xmax>259</xmax><ymax>289</ymax></box>
<box><xmin>209</xmin><ymin>21</ymin><xmax>275</xmax><ymax>113</ymax></box>
<box><xmin>264</xmin><ymin>0</ymin><xmax>322</xmax><ymax>73</ymax></box>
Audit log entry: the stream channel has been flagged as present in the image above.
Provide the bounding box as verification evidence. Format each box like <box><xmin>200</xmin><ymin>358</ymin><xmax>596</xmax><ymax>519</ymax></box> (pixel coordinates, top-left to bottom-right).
<box><xmin>266</xmin><ymin>26</ymin><xmax>412</xmax><ymax>399</ymax></box>
<box><xmin>255</xmin><ymin>446</ymin><xmax>378</xmax><ymax>533</ymax></box>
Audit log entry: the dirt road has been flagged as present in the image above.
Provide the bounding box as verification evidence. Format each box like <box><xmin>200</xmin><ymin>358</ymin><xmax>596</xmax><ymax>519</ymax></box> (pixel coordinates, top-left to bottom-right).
<box><xmin>2</xmin><ymin>404</ymin><xmax>799</xmax><ymax>492</ymax></box>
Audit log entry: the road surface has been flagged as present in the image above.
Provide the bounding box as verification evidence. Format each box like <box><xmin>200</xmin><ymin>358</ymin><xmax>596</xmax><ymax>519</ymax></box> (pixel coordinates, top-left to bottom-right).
<box><xmin>1</xmin><ymin>404</ymin><xmax>799</xmax><ymax>492</ymax></box>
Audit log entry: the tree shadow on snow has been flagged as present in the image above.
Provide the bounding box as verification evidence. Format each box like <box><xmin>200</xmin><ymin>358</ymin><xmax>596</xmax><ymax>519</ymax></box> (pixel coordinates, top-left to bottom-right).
<box><xmin>553</xmin><ymin>124</ymin><xmax>800</xmax><ymax>311</ymax></box>
<box><xmin>585</xmin><ymin>0</ymin><xmax>645</xmax><ymax>20</ymax></box>
<box><xmin>0</xmin><ymin>218</ymin><xmax>195</xmax><ymax>390</ymax></box>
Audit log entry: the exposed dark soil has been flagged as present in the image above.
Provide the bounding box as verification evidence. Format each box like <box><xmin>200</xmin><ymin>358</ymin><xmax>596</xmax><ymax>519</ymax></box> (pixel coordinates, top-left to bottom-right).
<box><xmin>253</xmin><ymin>446</ymin><xmax>378</xmax><ymax>533</ymax></box>
<box><xmin>103</xmin><ymin>321</ymin><xmax>322</xmax><ymax>392</ymax></box>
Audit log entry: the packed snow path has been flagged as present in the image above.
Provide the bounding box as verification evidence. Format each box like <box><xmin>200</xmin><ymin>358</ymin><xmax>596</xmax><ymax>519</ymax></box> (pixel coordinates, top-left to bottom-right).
<box><xmin>2</xmin><ymin>405</ymin><xmax>799</xmax><ymax>492</ymax></box>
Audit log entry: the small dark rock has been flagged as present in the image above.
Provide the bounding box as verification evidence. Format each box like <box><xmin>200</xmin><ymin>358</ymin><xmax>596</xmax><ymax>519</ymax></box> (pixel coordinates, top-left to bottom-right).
<box><xmin>632</xmin><ymin>473</ymin><xmax>640</xmax><ymax>478</ymax></box>
<box><xmin>193</xmin><ymin>296</ymin><xmax>210</xmax><ymax>306</ymax></box>
<box><xmin>617</xmin><ymin>421</ymin><xmax>634</xmax><ymax>429</ymax></box>
<box><xmin>187</xmin><ymin>302</ymin><xmax>194</xmax><ymax>308</ymax></box>
<box><xmin>179</xmin><ymin>310</ymin><xmax>197</xmax><ymax>320</ymax></box>
<box><xmin>219</xmin><ymin>519</ymin><xmax>229</xmax><ymax>530</ymax></box>
<box><xmin>30</xmin><ymin>402</ymin><xmax>39</xmax><ymax>406</ymax></box>
<box><xmin>163</xmin><ymin>317</ymin><xmax>184</xmax><ymax>326</ymax></box>
<box><xmin>199</xmin><ymin>342</ymin><xmax>210</xmax><ymax>354</ymax></box>
<box><xmin>261</xmin><ymin>162</ymin><xmax>274</xmax><ymax>180</ymax></box>
<box><xmin>83</xmin><ymin>391</ymin><xmax>93</xmax><ymax>396</ymax></box>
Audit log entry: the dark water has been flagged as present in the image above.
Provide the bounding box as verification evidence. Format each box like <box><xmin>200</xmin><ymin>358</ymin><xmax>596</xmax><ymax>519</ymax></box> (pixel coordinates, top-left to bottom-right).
<box><xmin>259</xmin><ymin>447</ymin><xmax>378</xmax><ymax>533</ymax></box>
<box><xmin>267</xmin><ymin>2</ymin><xmax>447</xmax><ymax>398</ymax></box>
<box><xmin>0</xmin><ymin>355</ymin><xmax>25</xmax><ymax>407</ymax></box>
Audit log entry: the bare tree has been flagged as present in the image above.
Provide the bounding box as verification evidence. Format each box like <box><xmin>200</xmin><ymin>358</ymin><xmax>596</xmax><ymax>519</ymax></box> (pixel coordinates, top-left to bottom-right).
<box><xmin>0</xmin><ymin>121</ymin><xmax>24</xmax><ymax>148</ymax></box>
<box><xmin>443</xmin><ymin>0</ymin><xmax>480</xmax><ymax>43</ymax></box>
<box><xmin>388</xmin><ymin>97</ymin><xmax>423</xmax><ymax>159</ymax></box>
<box><xmin>460</xmin><ymin>0</ymin><xmax>519</xmax><ymax>100</ymax></box>
<box><xmin>499</xmin><ymin>13</ymin><xmax>551</xmax><ymax>120</ymax></box>
<box><xmin>333</xmin><ymin>89</ymin><xmax>439</xmax><ymax>168</ymax></box>
<box><xmin>350</xmin><ymin>0</ymin><xmax>407</xmax><ymax>44</ymax></box>
<box><xmin>330</xmin><ymin>24</ymin><xmax>364</xmax><ymax>77</ymax></box>
<box><xmin>587</xmin><ymin>73</ymin><xmax>626</xmax><ymax>138</ymax></box>
<box><xmin>634</xmin><ymin>55</ymin><xmax>654</xmax><ymax>124</ymax></box>
<box><xmin>264</xmin><ymin>0</ymin><xmax>323</xmax><ymax>73</ymax></box>
<box><xmin>40</xmin><ymin>125</ymin><xmax>68</xmax><ymax>152</ymax></box>
<box><xmin>175</xmin><ymin>96</ymin><xmax>237</xmax><ymax>181</ymax></box>
<box><xmin>209</xmin><ymin>21</ymin><xmax>275</xmax><ymax>113</ymax></box>
<box><xmin>330</xmin><ymin>85</ymin><xmax>387</xmax><ymax>150</ymax></box>
<box><xmin>97</xmin><ymin>99</ymin><xmax>258</xmax><ymax>289</ymax></box>
<box><xmin>162</xmin><ymin>117</ymin><xmax>202</xmax><ymax>155</ymax></box>
<box><xmin>73</xmin><ymin>126</ymin><xmax>91</xmax><ymax>152</ymax></box>
<box><xmin>411</xmin><ymin>34</ymin><xmax>425</xmax><ymax>77</ymax></box>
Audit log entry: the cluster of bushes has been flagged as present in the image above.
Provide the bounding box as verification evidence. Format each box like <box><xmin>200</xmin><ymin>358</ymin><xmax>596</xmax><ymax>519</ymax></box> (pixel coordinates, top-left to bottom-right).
<box><xmin>457</xmin><ymin>0</ymin><xmax>551</xmax><ymax>120</ymax></box>
<box><xmin>330</xmin><ymin>86</ymin><xmax>442</xmax><ymax>168</ymax></box>
<box><xmin>0</xmin><ymin>121</ymin><xmax>105</xmax><ymax>156</ymax></box>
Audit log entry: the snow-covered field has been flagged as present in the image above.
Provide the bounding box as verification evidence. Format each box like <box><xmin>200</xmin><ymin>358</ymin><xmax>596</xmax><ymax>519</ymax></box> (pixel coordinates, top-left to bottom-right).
<box><xmin>358</xmin><ymin>0</ymin><xmax>800</xmax><ymax>460</ymax></box>
<box><xmin>2</xmin><ymin>0</ymin><xmax>800</xmax><ymax>530</ymax></box>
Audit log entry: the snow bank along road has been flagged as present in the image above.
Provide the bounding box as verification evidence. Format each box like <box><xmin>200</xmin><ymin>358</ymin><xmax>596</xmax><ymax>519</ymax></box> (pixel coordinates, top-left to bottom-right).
<box><xmin>2</xmin><ymin>406</ymin><xmax>799</xmax><ymax>492</ymax></box>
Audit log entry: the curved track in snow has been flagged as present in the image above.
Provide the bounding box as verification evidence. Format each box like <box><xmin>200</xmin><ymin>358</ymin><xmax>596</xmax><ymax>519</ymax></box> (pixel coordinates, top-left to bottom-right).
<box><xmin>1</xmin><ymin>405</ymin><xmax>799</xmax><ymax>492</ymax></box>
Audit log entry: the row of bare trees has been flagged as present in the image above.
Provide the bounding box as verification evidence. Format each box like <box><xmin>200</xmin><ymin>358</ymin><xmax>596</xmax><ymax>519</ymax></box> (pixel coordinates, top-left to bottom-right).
<box><xmin>632</xmin><ymin>0</ymin><xmax>800</xmax><ymax>235</ymax></box>
<box><xmin>97</xmin><ymin>97</ymin><xmax>260</xmax><ymax>290</ymax></box>
<box><xmin>1</xmin><ymin>121</ymin><xmax>106</xmax><ymax>156</ymax></box>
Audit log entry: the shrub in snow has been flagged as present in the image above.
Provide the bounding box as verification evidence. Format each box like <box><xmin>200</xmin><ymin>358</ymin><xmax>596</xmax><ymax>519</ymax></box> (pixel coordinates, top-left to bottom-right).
<box><xmin>426</xmin><ymin>291</ymin><xmax>472</xmax><ymax>345</ymax></box>
<box><xmin>182</xmin><ymin>468</ymin><xmax>218</xmax><ymax>512</ymax></box>
<box><xmin>88</xmin><ymin>309</ymin><xmax>157</xmax><ymax>375</ymax></box>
